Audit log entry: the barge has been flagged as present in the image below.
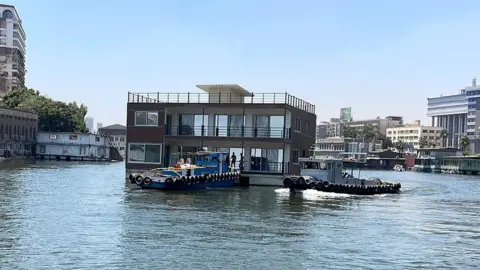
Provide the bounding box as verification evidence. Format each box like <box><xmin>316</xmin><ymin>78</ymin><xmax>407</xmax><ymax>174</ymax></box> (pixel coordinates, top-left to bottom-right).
<box><xmin>282</xmin><ymin>157</ymin><xmax>402</xmax><ymax>195</ymax></box>
<box><xmin>129</xmin><ymin>151</ymin><xmax>239</xmax><ymax>191</ymax></box>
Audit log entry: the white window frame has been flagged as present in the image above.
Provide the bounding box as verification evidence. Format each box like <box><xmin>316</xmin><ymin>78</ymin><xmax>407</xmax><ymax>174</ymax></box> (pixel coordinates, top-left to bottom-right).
<box><xmin>127</xmin><ymin>143</ymin><xmax>163</xmax><ymax>164</ymax></box>
<box><xmin>295</xmin><ymin>117</ymin><xmax>301</xmax><ymax>132</ymax></box>
<box><xmin>134</xmin><ymin>111</ymin><xmax>159</xmax><ymax>127</ymax></box>
<box><xmin>293</xmin><ymin>149</ymin><xmax>300</xmax><ymax>164</ymax></box>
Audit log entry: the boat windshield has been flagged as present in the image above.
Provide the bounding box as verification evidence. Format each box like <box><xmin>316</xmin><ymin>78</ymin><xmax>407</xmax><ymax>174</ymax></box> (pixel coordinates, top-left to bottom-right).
<box><xmin>301</xmin><ymin>161</ymin><xmax>321</xmax><ymax>169</ymax></box>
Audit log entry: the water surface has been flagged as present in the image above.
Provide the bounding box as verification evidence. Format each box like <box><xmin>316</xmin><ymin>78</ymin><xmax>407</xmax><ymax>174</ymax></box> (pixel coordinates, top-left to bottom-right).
<box><xmin>0</xmin><ymin>160</ymin><xmax>479</xmax><ymax>269</ymax></box>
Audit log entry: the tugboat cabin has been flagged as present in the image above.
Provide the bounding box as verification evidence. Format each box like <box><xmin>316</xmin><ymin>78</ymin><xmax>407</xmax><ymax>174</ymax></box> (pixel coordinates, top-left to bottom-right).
<box><xmin>298</xmin><ymin>157</ymin><xmax>344</xmax><ymax>183</ymax></box>
<box><xmin>166</xmin><ymin>151</ymin><xmax>230</xmax><ymax>177</ymax></box>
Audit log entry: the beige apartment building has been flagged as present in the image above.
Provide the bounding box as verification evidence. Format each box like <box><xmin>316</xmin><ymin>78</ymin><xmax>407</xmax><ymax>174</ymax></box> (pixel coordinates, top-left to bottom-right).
<box><xmin>0</xmin><ymin>5</ymin><xmax>26</xmax><ymax>96</ymax></box>
<box><xmin>386</xmin><ymin>121</ymin><xmax>443</xmax><ymax>149</ymax></box>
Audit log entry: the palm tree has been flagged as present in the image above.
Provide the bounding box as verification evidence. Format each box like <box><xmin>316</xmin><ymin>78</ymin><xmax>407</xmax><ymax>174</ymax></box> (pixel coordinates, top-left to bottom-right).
<box><xmin>419</xmin><ymin>136</ymin><xmax>429</xmax><ymax>148</ymax></box>
<box><xmin>460</xmin><ymin>135</ymin><xmax>471</xmax><ymax>154</ymax></box>
<box><xmin>395</xmin><ymin>140</ymin><xmax>406</xmax><ymax>157</ymax></box>
<box><xmin>440</xmin><ymin>129</ymin><xmax>448</xmax><ymax>147</ymax></box>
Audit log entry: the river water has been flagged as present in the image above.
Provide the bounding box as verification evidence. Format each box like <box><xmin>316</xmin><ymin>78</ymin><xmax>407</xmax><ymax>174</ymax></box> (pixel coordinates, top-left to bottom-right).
<box><xmin>0</xmin><ymin>160</ymin><xmax>479</xmax><ymax>270</ymax></box>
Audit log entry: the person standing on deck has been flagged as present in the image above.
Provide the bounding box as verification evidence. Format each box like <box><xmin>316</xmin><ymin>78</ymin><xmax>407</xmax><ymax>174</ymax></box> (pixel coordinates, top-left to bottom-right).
<box><xmin>225</xmin><ymin>154</ymin><xmax>230</xmax><ymax>168</ymax></box>
<box><xmin>239</xmin><ymin>153</ymin><xmax>244</xmax><ymax>171</ymax></box>
<box><xmin>231</xmin><ymin>152</ymin><xmax>237</xmax><ymax>168</ymax></box>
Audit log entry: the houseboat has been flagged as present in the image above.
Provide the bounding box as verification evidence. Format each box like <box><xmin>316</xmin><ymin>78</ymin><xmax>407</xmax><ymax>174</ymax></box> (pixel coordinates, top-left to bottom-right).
<box><xmin>282</xmin><ymin>157</ymin><xmax>401</xmax><ymax>195</ymax></box>
<box><xmin>35</xmin><ymin>132</ymin><xmax>123</xmax><ymax>161</ymax></box>
<box><xmin>129</xmin><ymin>151</ymin><xmax>239</xmax><ymax>190</ymax></box>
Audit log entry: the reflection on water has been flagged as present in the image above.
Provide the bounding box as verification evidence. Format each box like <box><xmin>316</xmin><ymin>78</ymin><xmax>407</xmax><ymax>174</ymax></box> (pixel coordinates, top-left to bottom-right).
<box><xmin>0</xmin><ymin>161</ymin><xmax>480</xmax><ymax>269</ymax></box>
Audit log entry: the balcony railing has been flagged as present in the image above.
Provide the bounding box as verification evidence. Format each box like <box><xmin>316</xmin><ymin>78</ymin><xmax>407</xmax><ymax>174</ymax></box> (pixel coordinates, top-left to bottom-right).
<box><xmin>165</xmin><ymin>125</ymin><xmax>291</xmax><ymax>139</ymax></box>
<box><xmin>168</xmin><ymin>159</ymin><xmax>290</xmax><ymax>174</ymax></box>
<box><xmin>128</xmin><ymin>92</ymin><xmax>315</xmax><ymax>114</ymax></box>
<box><xmin>240</xmin><ymin>161</ymin><xmax>290</xmax><ymax>174</ymax></box>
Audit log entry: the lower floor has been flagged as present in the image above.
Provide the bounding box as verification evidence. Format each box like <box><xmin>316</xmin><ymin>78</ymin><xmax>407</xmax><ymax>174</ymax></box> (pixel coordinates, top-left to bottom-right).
<box><xmin>125</xmin><ymin>139</ymin><xmax>307</xmax><ymax>175</ymax></box>
<box><xmin>0</xmin><ymin>141</ymin><xmax>35</xmax><ymax>156</ymax></box>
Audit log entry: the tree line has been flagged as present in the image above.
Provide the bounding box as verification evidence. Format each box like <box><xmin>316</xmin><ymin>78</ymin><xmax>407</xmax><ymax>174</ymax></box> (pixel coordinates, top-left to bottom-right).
<box><xmin>0</xmin><ymin>87</ymin><xmax>88</xmax><ymax>133</ymax></box>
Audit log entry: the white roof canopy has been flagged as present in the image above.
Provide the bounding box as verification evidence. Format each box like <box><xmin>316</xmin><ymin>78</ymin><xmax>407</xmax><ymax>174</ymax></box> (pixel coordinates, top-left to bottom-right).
<box><xmin>196</xmin><ymin>84</ymin><xmax>251</xmax><ymax>95</ymax></box>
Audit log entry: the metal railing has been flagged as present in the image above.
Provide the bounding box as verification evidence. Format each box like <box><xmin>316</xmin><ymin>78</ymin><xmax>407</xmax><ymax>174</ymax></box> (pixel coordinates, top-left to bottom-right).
<box><xmin>240</xmin><ymin>161</ymin><xmax>290</xmax><ymax>174</ymax></box>
<box><xmin>128</xmin><ymin>92</ymin><xmax>315</xmax><ymax>114</ymax></box>
<box><xmin>165</xmin><ymin>125</ymin><xmax>291</xmax><ymax>139</ymax></box>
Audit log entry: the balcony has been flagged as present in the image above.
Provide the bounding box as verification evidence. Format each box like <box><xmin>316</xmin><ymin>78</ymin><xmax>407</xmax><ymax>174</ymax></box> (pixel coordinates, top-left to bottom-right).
<box><xmin>128</xmin><ymin>92</ymin><xmax>315</xmax><ymax>114</ymax></box>
<box><xmin>165</xmin><ymin>125</ymin><xmax>291</xmax><ymax>139</ymax></box>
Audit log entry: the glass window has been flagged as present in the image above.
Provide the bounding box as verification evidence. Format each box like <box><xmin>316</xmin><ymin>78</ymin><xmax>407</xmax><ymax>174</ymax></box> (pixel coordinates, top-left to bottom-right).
<box><xmin>128</xmin><ymin>143</ymin><xmax>162</xmax><ymax>163</ymax></box>
<box><xmin>129</xmin><ymin>144</ymin><xmax>145</xmax><ymax>162</ymax></box>
<box><xmin>3</xmin><ymin>10</ymin><xmax>13</xmax><ymax>19</ymax></box>
<box><xmin>135</xmin><ymin>112</ymin><xmax>147</xmax><ymax>125</ymax></box>
<box><xmin>135</xmin><ymin>111</ymin><xmax>158</xmax><ymax>126</ymax></box>
<box><xmin>293</xmin><ymin>150</ymin><xmax>299</xmax><ymax>163</ymax></box>
<box><xmin>145</xmin><ymin>145</ymin><xmax>161</xmax><ymax>163</ymax></box>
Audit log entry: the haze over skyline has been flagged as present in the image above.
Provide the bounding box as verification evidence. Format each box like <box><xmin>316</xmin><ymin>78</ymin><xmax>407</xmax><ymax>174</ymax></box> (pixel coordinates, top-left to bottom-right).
<box><xmin>10</xmin><ymin>0</ymin><xmax>480</xmax><ymax>126</ymax></box>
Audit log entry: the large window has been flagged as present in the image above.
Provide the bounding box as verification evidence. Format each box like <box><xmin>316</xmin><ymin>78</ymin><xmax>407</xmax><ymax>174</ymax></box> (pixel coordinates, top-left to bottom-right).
<box><xmin>135</xmin><ymin>111</ymin><xmax>158</xmax><ymax>126</ymax></box>
<box><xmin>128</xmin><ymin>143</ymin><xmax>162</xmax><ymax>163</ymax></box>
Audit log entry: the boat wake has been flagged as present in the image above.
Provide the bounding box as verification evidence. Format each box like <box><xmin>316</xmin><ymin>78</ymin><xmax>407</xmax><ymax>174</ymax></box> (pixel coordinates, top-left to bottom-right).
<box><xmin>274</xmin><ymin>188</ymin><xmax>390</xmax><ymax>199</ymax></box>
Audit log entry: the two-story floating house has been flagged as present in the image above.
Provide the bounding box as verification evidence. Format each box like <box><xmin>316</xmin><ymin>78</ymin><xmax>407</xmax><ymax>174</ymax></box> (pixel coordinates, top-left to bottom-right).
<box><xmin>126</xmin><ymin>84</ymin><xmax>316</xmax><ymax>185</ymax></box>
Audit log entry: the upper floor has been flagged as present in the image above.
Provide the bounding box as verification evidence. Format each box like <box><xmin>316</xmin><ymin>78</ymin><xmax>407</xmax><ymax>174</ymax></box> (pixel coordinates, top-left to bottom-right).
<box><xmin>37</xmin><ymin>132</ymin><xmax>111</xmax><ymax>147</ymax></box>
<box><xmin>126</xmin><ymin>84</ymin><xmax>317</xmax><ymax>145</ymax></box>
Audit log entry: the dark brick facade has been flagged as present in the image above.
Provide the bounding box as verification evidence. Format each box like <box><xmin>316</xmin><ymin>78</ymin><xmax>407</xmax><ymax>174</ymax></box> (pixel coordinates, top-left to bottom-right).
<box><xmin>0</xmin><ymin>106</ymin><xmax>38</xmax><ymax>155</ymax></box>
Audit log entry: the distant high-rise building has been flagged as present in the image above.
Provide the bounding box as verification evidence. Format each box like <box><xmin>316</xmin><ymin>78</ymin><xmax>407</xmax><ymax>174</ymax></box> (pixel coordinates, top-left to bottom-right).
<box><xmin>96</xmin><ymin>123</ymin><xmax>103</xmax><ymax>130</ymax></box>
<box><xmin>85</xmin><ymin>116</ymin><xmax>94</xmax><ymax>132</ymax></box>
<box><xmin>316</xmin><ymin>122</ymin><xmax>328</xmax><ymax>140</ymax></box>
<box><xmin>0</xmin><ymin>5</ymin><xmax>26</xmax><ymax>97</ymax></box>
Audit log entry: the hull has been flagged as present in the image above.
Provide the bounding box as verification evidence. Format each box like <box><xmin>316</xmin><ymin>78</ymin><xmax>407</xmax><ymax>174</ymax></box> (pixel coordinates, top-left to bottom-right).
<box><xmin>283</xmin><ymin>177</ymin><xmax>401</xmax><ymax>195</ymax></box>
<box><xmin>139</xmin><ymin>179</ymin><xmax>236</xmax><ymax>191</ymax></box>
<box><xmin>288</xmin><ymin>183</ymin><xmax>400</xmax><ymax>195</ymax></box>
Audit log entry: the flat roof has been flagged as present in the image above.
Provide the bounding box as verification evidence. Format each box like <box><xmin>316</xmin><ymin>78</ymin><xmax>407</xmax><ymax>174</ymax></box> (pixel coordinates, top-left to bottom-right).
<box><xmin>196</xmin><ymin>84</ymin><xmax>251</xmax><ymax>95</ymax></box>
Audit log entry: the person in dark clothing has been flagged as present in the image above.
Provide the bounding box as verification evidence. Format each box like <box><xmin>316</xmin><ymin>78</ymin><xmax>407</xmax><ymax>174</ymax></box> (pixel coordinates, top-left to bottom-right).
<box><xmin>239</xmin><ymin>153</ymin><xmax>244</xmax><ymax>170</ymax></box>
<box><xmin>225</xmin><ymin>154</ymin><xmax>230</xmax><ymax>167</ymax></box>
<box><xmin>231</xmin><ymin>152</ymin><xmax>237</xmax><ymax>168</ymax></box>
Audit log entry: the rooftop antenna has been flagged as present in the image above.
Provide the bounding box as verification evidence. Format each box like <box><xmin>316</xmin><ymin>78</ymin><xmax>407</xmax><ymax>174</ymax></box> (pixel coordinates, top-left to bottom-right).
<box><xmin>473</xmin><ymin>77</ymin><xmax>477</xmax><ymax>87</ymax></box>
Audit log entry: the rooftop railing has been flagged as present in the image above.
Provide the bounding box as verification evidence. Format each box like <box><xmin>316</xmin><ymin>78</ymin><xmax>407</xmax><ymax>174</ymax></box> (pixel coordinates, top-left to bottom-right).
<box><xmin>128</xmin><ymin>92</ymin><xmax>315</xmax><ymax>114</ymax></box>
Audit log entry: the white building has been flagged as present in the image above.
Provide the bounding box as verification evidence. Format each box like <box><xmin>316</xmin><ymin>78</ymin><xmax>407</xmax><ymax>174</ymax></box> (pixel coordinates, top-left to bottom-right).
<box><xmin>98</xmin><ymin>124</ymin><xmax>126</xmax><ymax>159</ymax></box>
<box><xmin>386</xmin><ymin>121</ymin><xmax>443</xmax><ymax>150</ymax></box>
<box><xmin>346</xmin><ymin>116</ymin><xmax>403</xmax><ymax>135</ymax></box>
<box><xmin>36</xmin><ymin>132</ymin><xmax>111</xmax><ymax>161</ymax></box>
<box><xmin>0</xmin><ymin>5</ymin><xmax>26</xmax><ymax>96</ymax></box>
<box><xmin>96</xmin><ymin>123</ymin><xmax>103</xmax><ymax>131</ymax></box>
<box><xmin>427</xmin><ymin>79</ymin><xmax>480</xmax><ymax>151</ymax></box>
<box><xmin>85</xmin><ymin>116</ymin><xmax>94</xmax><ymax>132</ymax></box>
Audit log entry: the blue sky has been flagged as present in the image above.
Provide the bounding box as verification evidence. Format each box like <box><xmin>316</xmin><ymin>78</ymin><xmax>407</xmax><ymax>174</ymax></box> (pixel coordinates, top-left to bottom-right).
<box><xmin>9</xmin><ymin>0</ymin><xmax>480</xmax><ymax>126</ymax></box>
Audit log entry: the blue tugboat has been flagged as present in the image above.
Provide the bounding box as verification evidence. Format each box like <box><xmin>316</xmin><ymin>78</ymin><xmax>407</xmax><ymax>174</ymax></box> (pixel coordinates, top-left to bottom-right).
<box><xmin>129</xmin><ymin>151</ymin><xmax>239</xmax><ymax>191</ymax></box>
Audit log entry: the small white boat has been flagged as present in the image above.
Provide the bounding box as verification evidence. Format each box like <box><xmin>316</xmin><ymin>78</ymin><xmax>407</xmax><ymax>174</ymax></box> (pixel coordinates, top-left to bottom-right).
<box><xmin>393</xmin><ymin>164</ymin><xmax>404</xmax><ymax>172</ymax></box>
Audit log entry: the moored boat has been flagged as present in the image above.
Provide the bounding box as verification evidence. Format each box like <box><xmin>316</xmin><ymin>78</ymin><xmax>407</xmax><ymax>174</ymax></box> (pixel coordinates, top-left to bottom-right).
<box><xmin>282</xmin><ymin>157</ymin><xmax>401</xmax><ymax>195</ymax></box>
<box><xmin>129</xmin><ymin>151</ymin><xmax>239</xmax><ymax>191</ymax></box>
<box><xmin>393</xmin><ymin>164</ymin><xmax>405</xmax><ymax>172</ymax></box>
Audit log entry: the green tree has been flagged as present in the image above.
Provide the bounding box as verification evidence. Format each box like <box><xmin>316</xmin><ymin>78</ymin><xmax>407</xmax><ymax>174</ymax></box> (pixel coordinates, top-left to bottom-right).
<box><xmin>362</xmin><ymin>123</ymin><xmax>377</xmax><ymax>140</ymax></box>
<box><xmin>419</xmin><ymin>136</ymin><xmax>429</xmax><ymax>148</ymax></box>
<box><xmin>376</xmin><ymin>133</ymin><xmax>393</xmax><ymax>149</ymax></box>
<box><xmin>440</xmin><ymin>129</ymin><xmax>448</xmax><ymax>147</ymax></box>
<box><xmin>343</xmin><ymin>125</ymin><xmax>357</xmax><ymax>139</ymax></box>
<box><xmin>2</xmin><ymin>87</ymin><xmax>88</xmax><ymax>133</ymax></box>
<box><xmin>395</xmin><ymin>140</ymin><xmax>406</xmax><ymax>157</ymax></box>
<box><xmin>460</xmin><ymin>135</ymin><xmax>470</xmax><ymax>154</ymax></box>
